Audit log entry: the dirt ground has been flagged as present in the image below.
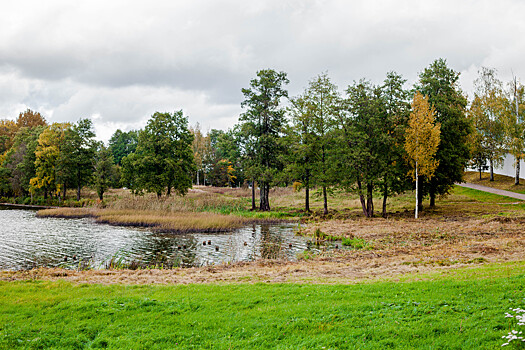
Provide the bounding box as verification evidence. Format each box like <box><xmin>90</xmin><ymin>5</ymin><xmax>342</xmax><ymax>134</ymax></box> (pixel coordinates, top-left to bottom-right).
<box><xmin>2</xmin><ymin>215</ymin><xmax>524</xmax><ymax>285</ymax></box>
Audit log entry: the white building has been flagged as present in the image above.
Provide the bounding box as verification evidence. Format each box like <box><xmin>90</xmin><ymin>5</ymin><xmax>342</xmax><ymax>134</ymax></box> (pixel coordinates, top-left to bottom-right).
<box><xmin>492</xmin><ymin>154</ymin><xmax>525</xmax><ymax>179</ymax></box>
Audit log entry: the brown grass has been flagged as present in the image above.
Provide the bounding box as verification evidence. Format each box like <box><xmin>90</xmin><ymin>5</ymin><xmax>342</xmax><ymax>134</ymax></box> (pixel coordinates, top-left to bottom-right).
<box><xmin>38</xmin><ymin>208</ymin><xmax>248</xmax><ymax>233</ymax></box>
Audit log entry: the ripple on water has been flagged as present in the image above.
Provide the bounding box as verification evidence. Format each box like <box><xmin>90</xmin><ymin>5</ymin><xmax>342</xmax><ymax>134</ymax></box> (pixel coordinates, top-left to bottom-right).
<box><xmin>0</xmin><ymin>208</ymin><xmax>316</xmax><ymax>270</ymax></box>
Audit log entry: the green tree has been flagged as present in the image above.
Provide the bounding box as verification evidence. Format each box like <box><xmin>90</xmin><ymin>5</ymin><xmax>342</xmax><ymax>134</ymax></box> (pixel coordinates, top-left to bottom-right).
<box><xmin>190</xmin><ymin>123</ymin><xmax>206</xmax><ymax>185</ymax></box>
<box><xmin>415</xmin><ymin>58</ymin><xmax>471</xmax><ymax>208</ymax></box>
<box><xmin>121</xmin><ymin>111</ymin><xmax>194</xmax><ymax>197</ymax></box>
<box><xmin>377</xmin><ymin>72</ymin><xmax>412</xmax><ymax>217</ymax></box>
<box><xmin>405</xmin><ymin>92</ymin><xmax>441</xmax><ymax>219</ymax></box>
<box><xmin>470</xmin><ymin>67</ymin><xmax>506</xmax><ymax>181</ymax></box>
<box><xmin>239</xmin><ymin>69</ymin><xmax>289</xmax><ymax>211</ymax></box>
<box><xmin>502</xmin><ymin>77</ymin><xmax>525</xmax><ymax>185</ymax></box>
<box><xmin>336</xmin><ymin>80</ymin><xmax>386</xmax><ymax>217</ymax></box>
<box><xmin>2</xmin><ymin>126</ymin><xmax>45</xmax><ymax>197</ymax></box>
<box><xmin>58</xmin><ymin>119</ymin><xmax>97</xmax><ymax>201</ymax></box>
<box><xmin>109</xmin><ymin>129</ymin><xmax>139</xmax><ymax>166</ymax></box>
<box><xmin>287</xmin><ymin>73</ymin><xmax>340</xmax><ymax>214</ymax></box>
<box><xmin>94</xmin><ymin>143</ymin><xmax>115</xmax><ymax>200</ymax></box>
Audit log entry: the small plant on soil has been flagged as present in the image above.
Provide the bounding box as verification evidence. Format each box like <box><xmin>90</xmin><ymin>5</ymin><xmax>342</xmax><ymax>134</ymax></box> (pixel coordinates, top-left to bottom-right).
<box><xmin>342</xmin><ymin>237</ymin><xmax>372</xmax><ymax>250</ymax></box>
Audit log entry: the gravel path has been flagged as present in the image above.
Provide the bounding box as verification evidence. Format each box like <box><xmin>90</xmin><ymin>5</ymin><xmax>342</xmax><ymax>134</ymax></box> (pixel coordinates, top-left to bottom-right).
<box><xmin>456</xmin><ymin>182</ymin><xmax>525</xmax><ymax>201</ymax></box>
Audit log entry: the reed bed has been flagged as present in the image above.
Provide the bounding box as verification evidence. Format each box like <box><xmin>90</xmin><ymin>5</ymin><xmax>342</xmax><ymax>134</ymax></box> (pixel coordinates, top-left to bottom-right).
<box><xmin>37</xmin><ymin>207</ymin><xmax>95</xmax><ymax>219</ymax></box>
<box><xmin>37</xmin><ymin>207</ymin><xmax>248</xmax><ymax>233</ymax></box>
<box><xmin>94</xmin><ymin>209</ymin><xmax>247</xmax><ymax>232</ymax></box>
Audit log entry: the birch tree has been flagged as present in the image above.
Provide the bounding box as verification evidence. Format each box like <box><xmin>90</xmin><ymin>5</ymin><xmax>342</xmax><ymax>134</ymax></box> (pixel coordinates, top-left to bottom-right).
<box><xmin>405</xmin><ymin>92</ymin><xmax>440</xmax><ymax>219</ymax></box>
<box><xmin>502</xmin><ymin>77</ymin><xmax>525</xmax><ymax>185</ymax></box>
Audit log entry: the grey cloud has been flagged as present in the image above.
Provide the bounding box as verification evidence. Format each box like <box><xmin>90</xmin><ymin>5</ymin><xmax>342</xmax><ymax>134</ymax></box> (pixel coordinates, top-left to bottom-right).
<box><xmin>1</xmin><ymin>0</ymin><xmax>525</xmax><ymax>138</ymax></box>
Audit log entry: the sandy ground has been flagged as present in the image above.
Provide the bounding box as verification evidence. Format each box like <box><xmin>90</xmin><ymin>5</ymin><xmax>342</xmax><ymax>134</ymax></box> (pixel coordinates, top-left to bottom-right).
<box><xmin>2</xmin><ymin>215</ymin><xmax>524</xmax><ymax>285</ymax></box>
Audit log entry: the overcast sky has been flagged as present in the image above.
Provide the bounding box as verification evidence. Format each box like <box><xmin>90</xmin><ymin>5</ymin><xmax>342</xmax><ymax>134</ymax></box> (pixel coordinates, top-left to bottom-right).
<box><xmin>1</xmin><ymin>0</ymin><xmax>524</xmax><ymax>142</ymax></box>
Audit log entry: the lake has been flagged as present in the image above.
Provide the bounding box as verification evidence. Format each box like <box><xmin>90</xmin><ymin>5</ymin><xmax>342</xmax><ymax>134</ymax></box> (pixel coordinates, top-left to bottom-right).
<box><xmin>0</xmin><ymin>207</ymin><xmax>315</xmax><ymax>270</ymax></box>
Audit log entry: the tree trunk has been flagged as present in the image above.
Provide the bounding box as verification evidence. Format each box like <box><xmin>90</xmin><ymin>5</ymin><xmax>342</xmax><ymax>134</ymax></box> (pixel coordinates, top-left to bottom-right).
<box><xmin>417</xmin><ymin>177</ymin><xmax>423</xmax><ymax>213</ymax></box>
<box><xmin>305</xmin><ymin>172</ymin><xmax>310</xmax><ymax>213</ymax></box>
<box><xmin>429</xmin><ymin>191</ymin><xmax>435</xmax><ymax>208</ymax></box>
<box><xmin>167</xmin><ymin>183</ymin><xmax>171</xmax><ymax>196</ymax></box>
<box><xmin>156</xmin><ymin>192</ymin><xmax>161</xmax><ymax>199</ymax></box>
<box><xmin>251</xmin><ymin>180</ymin><xmax>256</xmax><ymax>211</ymax></box>
<box><xmin>490</xmin><ymin>159</ymin><xmax>494</xmax><ymax>181</ymax></box>
<box><xmin>77</xmin><ymin>184</ymin><xmax>81</xmax><ymax>201</ymax></box>
<box><xmin>516</xmin><ymin>157</ymin><xmax>521</xmax><ymax>185</ymax></box>
<box><xmin>415</xmin><ymin>165</ymin><xmax>419</xmax><ymax>219</ymax></box>
<box><xmin>197</xmin><ymin>171</ymin><xmax>200</xmax><ymax>186</ymax></box>
<box><xmin>259</xmin><ymin>182</ymin><xmax>270</xmax><ymax>211</ymax></box>
<box><xmin>323</xmin><ymin>186</ymin><xmax>328</xmax><ymax>216</ymax></box>
<box><xmin>366</xmin><ymin>183</ymin><xmax>374</xmax><ymax>217</ymax></box>
<box><xmin>382</xmin><ymin>185</ymin><xmax>388</xmax><ymax>218</ymax></box>
<box><xmin>357</xmin><ymin>177</ymin><xmax>368</xmax><ymax>217</ymax></box>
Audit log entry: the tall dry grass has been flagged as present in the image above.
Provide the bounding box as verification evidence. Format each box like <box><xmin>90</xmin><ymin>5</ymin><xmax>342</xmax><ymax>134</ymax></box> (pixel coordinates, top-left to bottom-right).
<box><xmin>37</xmin><ymin>207</ymin><xmax>248</xmax><ymax>232</ymax></box>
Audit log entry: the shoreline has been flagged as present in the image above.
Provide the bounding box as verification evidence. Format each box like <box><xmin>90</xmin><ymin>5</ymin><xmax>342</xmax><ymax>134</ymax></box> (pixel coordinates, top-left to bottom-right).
<box><xmin>0</xmin><ymin>202</ymin><xmax>58</xmax><ymax>210</ymax></box>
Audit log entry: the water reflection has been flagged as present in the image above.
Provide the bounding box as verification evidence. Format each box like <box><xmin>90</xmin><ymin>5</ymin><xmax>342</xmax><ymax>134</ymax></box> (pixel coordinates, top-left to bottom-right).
<box><xmin>0</xmin><ymin>208</ymin><xmax>315</xmax><ymax>270</ymax></box>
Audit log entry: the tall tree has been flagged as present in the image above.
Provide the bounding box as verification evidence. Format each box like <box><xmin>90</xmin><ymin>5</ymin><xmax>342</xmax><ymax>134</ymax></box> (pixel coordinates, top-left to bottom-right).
<box><xmin>0</xmin><ymin>119</ymin><xmax>18</xmax><ymax>155</ymax></box>
<box><xmin>336</xmin><ymin>80</ymin><xmax>385</xmax><ymax>217</ymax></box>
<box><xmin>405</xmin><ymin>92</ymin><xmax>441</xmax><ymax>219</ymax></box>
<box><xmin>415</xmin><ymin>58</ymin><xmax>471</xmax><ymax>208</ymax></box>
<box><xmin>378</xmin><ymin>72</ymin><xmax>412</xmax><ymax>217</ymax></box>
<box><xmin>121</xmin><ymin>111</ymin><xmax>194</xmax><ymax>197</ymax></box>
<box><xmin>470</xmin><ymin>67</ymin><xmax>506</xmax><ymax>181</ymax></box>
<box><xmin>58</xmin><ymin>119</ymin><xmax>97</xmax><ymax>201</ymax></box>
<box><xmin>502</xmin><ymin>77</ymin><xmax>525</xmax><ymax>185</ymax></box>
<box><xmin>108</xmin><ymin>129</ymin><xmax>138</xmax><ymax>166</ymax></box>
<box><xmin>30</xmin><ymin>123</ymin><xmax>71</xmax><ymax>199</ymax></box>
<box><xmin>239</xmin><ymin>69</ymin><xmax>289</xmax><ymax>211</ymax></box>
<box><xmin>288</xmin><ymin>73</ymin><xmax>340</xmax><ymax>214</ymax></box>
<box><xmin>16</xmin><ymin>109</ymin><xmax>47</xmax><ymax>129</ymax></box>
<box><xmin>94</xmin><ymin>143</ymin><xmax>115</xmax><ymax>200</ymax></box>
<box><xmin>3</xmin><ymin>126</ymin><xmax>45</xmax><ymax>197</ymax></box>
<box><xmin>190</xmin><ymin>123</ymin><xmax>206</xmax><ymax>185</ymax></box>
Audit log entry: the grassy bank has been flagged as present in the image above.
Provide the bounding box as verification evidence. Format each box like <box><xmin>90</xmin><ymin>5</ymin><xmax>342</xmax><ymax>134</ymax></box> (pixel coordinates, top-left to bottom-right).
<box><xmin>464</xmin><ymin>171</ymin><xmax>525</xmax><ymax>195</ymax></box>
<box><xmin>37</xmin><ymin>208</ymin><xmax>250</xmax><ymax>233</ymax></box>
<box><xmin>1</xmin><ymin>263</ymin><xmax>524</xmax><ymax>349</ymax></box>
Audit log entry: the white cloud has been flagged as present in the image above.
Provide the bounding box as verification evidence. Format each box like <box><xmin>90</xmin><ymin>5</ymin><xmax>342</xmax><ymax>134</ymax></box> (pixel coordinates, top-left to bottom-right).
<box><xmin>0</xmin><ymin>0</ymin><xmax>524</xmax><ymax>140</ymax></box>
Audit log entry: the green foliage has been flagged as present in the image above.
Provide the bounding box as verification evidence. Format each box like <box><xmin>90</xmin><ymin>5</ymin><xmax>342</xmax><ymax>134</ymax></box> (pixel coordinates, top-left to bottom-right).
<box><xmin>286</xmin><ymin>72</ymin><xmax>341</xmax><ymax>213</ymax></box>
<box><xmin>335</xmin><ymin>76</ymin><xmax>410</xmax><ymax>217</ymax></box>
<box><xmin>239</xmin><ymin>69</ymin><xmax>289</xmax><ymax>211</ymax></box>
<box><xmin>94</xmin><ymin>143</ymin><xmax>116</xmax><ymax>200</ymax></box>
<box><xmin>415</xmin><ymin>58</ymin><xmax>472</xmax><ymax>205</ymax></box>
<box><xmin>1</xmin><ymin>126</ymin><xmax>44</xmax><ymax>197</ymax></box>
<box><xmin>109</xmin><ymin>129</ymin><xmax>139</xmax><ymax>165</ymax></box>
<box><xmin>469</xmin><ymin>67</ymin><xmax>506</xmax><ymax>179</ymax></box>
<box><xmin>121</xmin><ymin>111</ymin><xmax>195</xmax><ymax>197</ymax></box>
<box><xmin>0</xmin><ymin>267</ymin><xmax>523</xmax><ymax>349</ymax></box>
<box><xmin>57</xmin><ymin>118</ymin><xmax>97</xmax><ymax>200</ymax></box>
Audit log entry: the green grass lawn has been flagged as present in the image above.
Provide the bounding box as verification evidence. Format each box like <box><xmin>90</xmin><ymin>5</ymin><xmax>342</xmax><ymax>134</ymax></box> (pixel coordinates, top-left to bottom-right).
<box><xmin>1</xmin><ymin>265</ymin><xmax>524</xmax><ymax>349</ymax></box>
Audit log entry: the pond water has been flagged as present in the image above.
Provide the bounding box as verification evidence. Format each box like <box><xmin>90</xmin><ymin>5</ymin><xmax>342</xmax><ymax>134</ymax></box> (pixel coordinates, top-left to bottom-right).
<box><xmin>0</xmin><ymin>207</ymin><xmax>316</xmax><ymax>270</ymax></box>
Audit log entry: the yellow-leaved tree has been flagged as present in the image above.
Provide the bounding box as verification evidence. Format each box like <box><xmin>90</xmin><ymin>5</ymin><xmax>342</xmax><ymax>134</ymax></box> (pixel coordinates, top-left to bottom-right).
<box><xmin>30</xmin><ymin>122</ymin><xmax>70</xmax><ymax>200</ymax></box>
<box><xmin>405</xmin><ymin>92</ymin><xmax>441</xmax><ymax>218</ymax></box>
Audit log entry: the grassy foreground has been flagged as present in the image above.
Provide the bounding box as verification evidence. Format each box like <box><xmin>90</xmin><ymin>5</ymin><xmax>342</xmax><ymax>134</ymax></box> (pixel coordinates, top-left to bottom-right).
<box><xmin>1</xmin><ymin>264</ymin><xmax>524</xmax><ymax>349</ymax></box>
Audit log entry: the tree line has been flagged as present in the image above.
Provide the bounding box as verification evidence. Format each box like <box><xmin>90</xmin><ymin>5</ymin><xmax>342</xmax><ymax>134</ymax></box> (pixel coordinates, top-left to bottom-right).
<box><xmin>0</xmin><ymin>58</ymin><xmax>523</xmax><ymax>217</ymax></box>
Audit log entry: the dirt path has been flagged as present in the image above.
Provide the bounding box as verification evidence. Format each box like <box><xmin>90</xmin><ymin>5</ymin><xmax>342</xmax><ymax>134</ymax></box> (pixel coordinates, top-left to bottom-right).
<box><xmin>456</xmin><ymin>182</ymin><xmax>525</xmax><ymax>201</ymax></box>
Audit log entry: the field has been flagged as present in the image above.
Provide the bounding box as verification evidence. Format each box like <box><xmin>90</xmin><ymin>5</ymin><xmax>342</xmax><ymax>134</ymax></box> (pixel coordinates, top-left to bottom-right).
<box><xmin>3</xmin><ymin>173</ymin><xmax>525</xmax><ymax>348</ymax></box>
<box><xmin>1</xmin><ymin>263</ymin><xmax>524</xmax><ymax>349</ymax></box>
